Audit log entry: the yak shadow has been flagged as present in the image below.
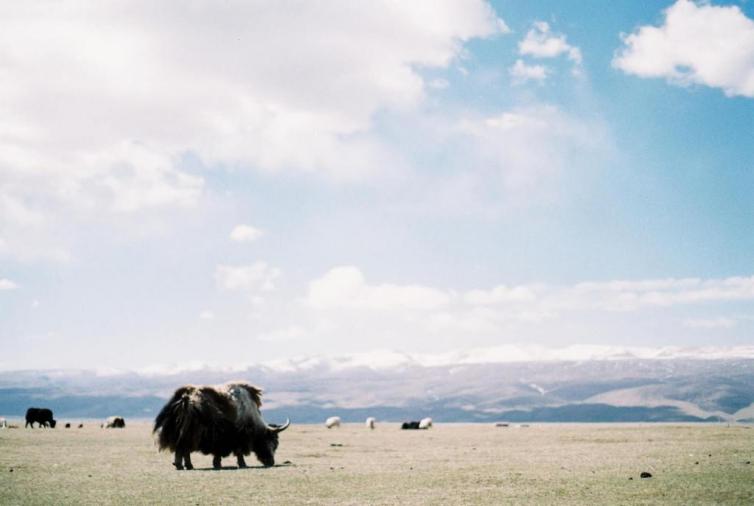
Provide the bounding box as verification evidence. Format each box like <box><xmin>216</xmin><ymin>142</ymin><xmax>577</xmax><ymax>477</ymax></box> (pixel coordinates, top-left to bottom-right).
<box><xmin>192</xmin><ymin>462</ymin><xmax>294</xmax><ymax>471</ymax></box>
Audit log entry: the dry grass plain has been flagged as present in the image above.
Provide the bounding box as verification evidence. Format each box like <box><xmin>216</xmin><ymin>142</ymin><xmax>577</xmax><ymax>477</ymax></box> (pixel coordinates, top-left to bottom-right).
<box><xmin>1</xmin><ymin>422</ymin><xmax>753</xmax><ymax>505</ymax></box>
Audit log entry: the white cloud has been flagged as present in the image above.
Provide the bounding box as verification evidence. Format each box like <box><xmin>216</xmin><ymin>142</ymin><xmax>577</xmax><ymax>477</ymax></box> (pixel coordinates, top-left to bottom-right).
<box><xmin>613</xmin><ymin>0</ymin><xmax>754</xmax><ymax>97</ymax></box>
<box><xmin>230</xmin><ymin>224</ymin><xmax>264</xmax><ymax>243</ymax></box>
<box><xmin>1</xmin><ymin>1</ymin><xmax>503</xmax><ymax>177</ymax></box>
<box><xmin>683</xmin><ymin>317</ymin><xmax>736</xmax><ymax>329</ymax></box>
<box><xmin>519</xmin><ymin>21</ymin><xmax>582</xmax><ymax>64</ymax></box>
<box><xmin>215</xmin><ymin>262</ymin><xmax>280</xmax><ymax>293</ymax></box>
<box><xmin>257</xmin><ymin>325</ymin><xmax>308</xmax><ymax>343</ymax></box>
<box><xmin>0</xmin><ymin>1</ymin><xmax>505</xmax><ymax>260</ymax></box>
<box><xmin>305</xmin><ymin>266</ymin><xmax>451</xmax><ymax>310</ymax></box>
<box><xmin>456</xmin><ymin>105</ymin><xmax>607</xmax><ymax>192</ymax></box>
<box><xmin>428</xmin><ymin>78</ymin><xmax>450</xmax><ymax>90</ymax></box>
<box><xmin>293</xmin><ymin>269</ymin><xmax>754</xmax><ymax>348</ymax></box>
<box><xmin>91</xmin><ymin>143</ymin><xmax>203</xmax><ymax>213</ymax></box>
<box><xmin>0</xmin><ymin>278</ymin><xmax>17</xmax><ymax>290</ymax></box>
<box><xmin>0</xmin><ymin>183</ymin><xmax>67</xmax><ymax>261</ymax></box>
<box><xmin>509</xmin><ymin>59</ymin><xmax>549</xmax><ymax>83</ymax></box>
<box><xmin>467</xmin><ymin>275</ymin><xmax>754</xmax><ymax>313</ymax></box>
<box><xmin>199</xmin><ymin>310</ymin><xmax>215</xmax><ymax>320</ymax></box>
<box><xmin>464</xmin><ymin>285</ymin><xmax>538</xmax><ymax>305</ymax></box>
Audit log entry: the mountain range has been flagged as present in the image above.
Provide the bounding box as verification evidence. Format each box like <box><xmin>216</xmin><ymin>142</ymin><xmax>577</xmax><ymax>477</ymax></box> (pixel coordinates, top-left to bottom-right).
<box><xmin>2</xmin><ymin>345</ymin><xmax>754</xmax><ymax>423</ymax></box>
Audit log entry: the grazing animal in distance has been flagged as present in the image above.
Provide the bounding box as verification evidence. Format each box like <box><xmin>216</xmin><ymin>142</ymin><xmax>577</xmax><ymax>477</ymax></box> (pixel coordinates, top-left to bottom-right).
<box><xmin>365</xmin><ymin>417</ymin><xmax>376</xmax><ymax>429</ymax></box>
<box><xmin>401</xmin><ymin>421</ymin><xmax>421</xmax><ymax>430</ymax></box>
<box><xmin>419</xmin><ymin>417</ymin><xmax>433</xmax><ymax>429</ymax></box>
<box><xmin>0</xmin><ymin>417</ymin><xmax>7</xmax><ymax>428</ymax></box>
<box><xmin>78</xmin><ymin>423</ymin><xmax>84</xmax><ymax>428</ymax></box>
<box><xmin>25</xmin><ymin>408</ymin><xmax>56</xmax><ymax>428</ymax></box>
<box><xmin>65</xmin><ymin>423</ymin><xmax>71</xmax><ymax>428</ymax></box>
<box><xmin>103</xmin><ymin>416</ymin><xmax>126</xmax><ymax>428</ymax></box>
<box><xmin>153</xmin><ymin>382</ymin><xmax>290</xmax><ymax>470</ymax></box>
<box><xmin>325</xmin><ymin>416</ymin><xmax>341</xmax><ymax>429</ymax></box>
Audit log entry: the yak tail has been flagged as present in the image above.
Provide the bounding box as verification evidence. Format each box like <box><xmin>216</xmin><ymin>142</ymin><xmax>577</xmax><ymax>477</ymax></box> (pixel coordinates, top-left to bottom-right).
<box><xmin>153</xmin><ymin>387</ymin><xmax>198</xmax><ymax>453</ymax></box>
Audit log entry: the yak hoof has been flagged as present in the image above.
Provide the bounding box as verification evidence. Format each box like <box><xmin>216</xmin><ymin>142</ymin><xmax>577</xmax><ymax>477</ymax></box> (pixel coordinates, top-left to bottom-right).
<box><xmin>173</xmin><ymin>463</ymin><xmax>184</xmax><ymax>471</ymax></box>
<box><xmin>185</xmin><ymin>463</ymin><xmax>193</xmax><ymax>470</ymax></box>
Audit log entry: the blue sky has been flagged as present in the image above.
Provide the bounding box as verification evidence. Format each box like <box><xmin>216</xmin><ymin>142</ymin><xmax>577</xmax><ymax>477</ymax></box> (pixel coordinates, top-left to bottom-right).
<box><xmin>1</xmin><ymin>0</ymin><xmax>754</xmax><ymax>369</ymax></box>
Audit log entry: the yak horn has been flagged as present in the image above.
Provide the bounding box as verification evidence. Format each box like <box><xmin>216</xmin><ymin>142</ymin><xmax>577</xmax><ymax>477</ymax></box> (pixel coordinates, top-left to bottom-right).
<box><xmin>270</xmin><ymin>418</ymin><xmax>290</xmax><ymax>433</ymax></box>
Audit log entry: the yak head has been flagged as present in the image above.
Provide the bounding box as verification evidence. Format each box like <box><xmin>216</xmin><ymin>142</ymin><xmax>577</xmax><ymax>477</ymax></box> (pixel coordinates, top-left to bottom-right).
<box><xmin>50</xmin><ymin>419</ymin><xmax>57</xmax><ymax>428</ymax></box>
<box><xmin>252</xmin><ymin>419</ymin><xmax>290</xmax><ymax>467</ymax></box>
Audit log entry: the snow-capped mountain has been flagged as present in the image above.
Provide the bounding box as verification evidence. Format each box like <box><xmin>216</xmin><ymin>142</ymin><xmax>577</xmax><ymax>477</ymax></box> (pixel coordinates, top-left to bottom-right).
<box><xmin>2</xmin><ymin>345</ymin><xmax>754</xmax><ymax>423</ymax></box>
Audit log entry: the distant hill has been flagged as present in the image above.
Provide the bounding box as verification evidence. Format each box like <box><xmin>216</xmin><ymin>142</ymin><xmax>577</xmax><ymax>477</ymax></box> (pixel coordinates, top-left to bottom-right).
<box><xmin>2</xmin><ymin>346</ymin><xmax>753</xmax><ymax>423</ymax></box>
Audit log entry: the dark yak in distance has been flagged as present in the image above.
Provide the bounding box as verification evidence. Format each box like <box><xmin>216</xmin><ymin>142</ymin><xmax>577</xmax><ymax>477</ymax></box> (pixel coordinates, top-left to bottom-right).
<box><xmin>25</xmin><ymin>408</ymin><xmax>56</xmax><ymax>428</ymax></box>
<box><xmin>401</xmin><ymin>421</ymin><xmax>422</xmax><ymax>429</ymax></box>
<box><xmin>153</xmin><ymin>382</ymin><xmax>290</xmax><ymax>470</ymax></box>
<box><xmin>103</xmin><ymin>416</ymin><xmax>126</xmax><ymax>428</ymax></box>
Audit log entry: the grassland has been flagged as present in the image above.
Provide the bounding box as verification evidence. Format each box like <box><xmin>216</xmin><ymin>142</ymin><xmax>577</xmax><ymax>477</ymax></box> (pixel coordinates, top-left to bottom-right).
<box><xmin>1</xmin><ymin>422</ymin><xmax>753</xmax><ymax>505</ymax></box>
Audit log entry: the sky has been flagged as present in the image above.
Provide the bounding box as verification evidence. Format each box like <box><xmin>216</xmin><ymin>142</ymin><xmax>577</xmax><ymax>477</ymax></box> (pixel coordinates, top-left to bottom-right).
<box><xmin>1</xmin><ymin>0</ymin><xmax>754</xmax><ymax>370</ymax></box>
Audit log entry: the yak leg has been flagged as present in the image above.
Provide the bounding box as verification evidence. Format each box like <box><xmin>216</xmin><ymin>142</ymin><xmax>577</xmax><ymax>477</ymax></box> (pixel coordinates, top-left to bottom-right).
<box><xmin>173</xmin><ymin>451</ymin><xmax>184</xmax><ymax>470</ymax></box>
<box><xmin>212</xmin><ymin>455</ymin><xmax>222</xmax><ymax>469</ymax></box>
<box><xmin>183</xmin><ymin>453</ymin><xmax>193</xmax><ymax>470</ymax></box>
<box><xmin>236</xmin><ymin>453</ymin><xmax>247</xmax><ymax>468</ymax></box>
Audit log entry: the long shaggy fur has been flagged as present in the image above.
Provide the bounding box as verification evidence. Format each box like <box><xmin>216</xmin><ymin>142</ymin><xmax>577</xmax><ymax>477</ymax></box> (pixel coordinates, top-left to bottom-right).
<box><xmin>153</xmin><ymin>382</ymin><xmax>286</xmax><ymax>469</ymax></box>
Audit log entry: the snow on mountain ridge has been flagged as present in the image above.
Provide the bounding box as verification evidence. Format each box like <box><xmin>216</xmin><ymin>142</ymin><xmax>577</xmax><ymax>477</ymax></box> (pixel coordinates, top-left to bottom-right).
<box><xmin>126</xmin><ymin>344</ymin><xmax>754</xmax><ymax>376</ymax></box>
<box><xmin>5</xmin><ymin>345</ymin><xmax>754</xmax><ymax>378</ymax></box>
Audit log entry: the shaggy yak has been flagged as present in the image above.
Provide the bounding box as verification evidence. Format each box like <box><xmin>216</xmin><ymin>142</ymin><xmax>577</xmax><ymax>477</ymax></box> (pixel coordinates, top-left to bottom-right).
<box><xmin>25</xmin><ymin>408</ymin><xmax>56</xmax><ymax>428</ymax></box>
<box><xmin>153</xmin><ymin>382</ymin><xmax>289</xmax><ymax>470</ymax></box>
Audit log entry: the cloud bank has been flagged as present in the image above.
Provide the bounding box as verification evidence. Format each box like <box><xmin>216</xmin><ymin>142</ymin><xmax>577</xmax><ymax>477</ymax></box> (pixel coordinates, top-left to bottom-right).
<box><xmin>0</xmin><ymin>1</ymin><xmax>505</xmax><ymax>259</ymax></box>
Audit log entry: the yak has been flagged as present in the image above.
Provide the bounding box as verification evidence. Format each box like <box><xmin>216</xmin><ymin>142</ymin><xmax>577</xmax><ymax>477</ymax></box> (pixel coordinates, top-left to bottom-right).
<box><xmin>153</xmin><ymin>382</ymin><xmax>289</xmax><ymax>470</ymax></box>
<box><xmin>401</xmin><ymin>421</ymin><xmax>421</xmax><ymax>430</ymax></box>
<box><xmin>103</xmin><ymin>416</ymin><xmax>126</xmax><ymax>428</ymax></box>
<box><xmin>25</xmin><ymin>408</ymin><xmax>56</xmax><ymax>428</ymax></box>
